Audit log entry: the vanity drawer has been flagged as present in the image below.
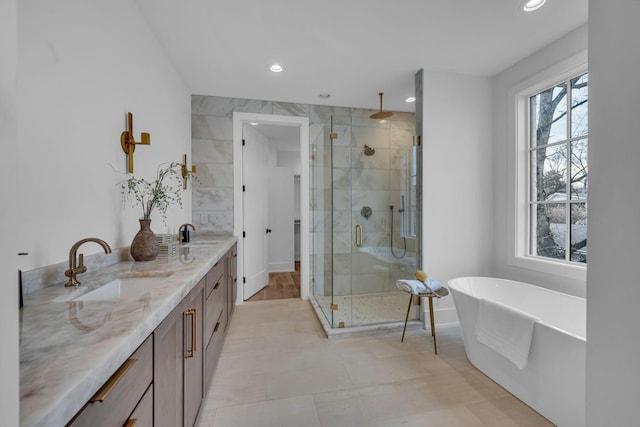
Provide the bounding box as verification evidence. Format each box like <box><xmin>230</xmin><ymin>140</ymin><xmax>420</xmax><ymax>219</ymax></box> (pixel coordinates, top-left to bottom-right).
<box><xmin>125</xmin><ymin>384</ymin><xmax>153</xmax><ymax>427</ymax></box>
<box><xmin>204</xmin><ymin>309</ymin><xmax>227</xmax><ymax>390</ymax></box>
<box><xmin>67</xmin><ymin>335</ymin><xmax>153</xmax><ymax>427</ymax></box>
<box><xmin>205</xmin><ymin>289</ymin><xmax>225</xmax><ymax>346</ymax></box>
<box><xmin>205</xmin><ymin>260</ymin><xmax>225</xmax><ymax>299</ymax></box>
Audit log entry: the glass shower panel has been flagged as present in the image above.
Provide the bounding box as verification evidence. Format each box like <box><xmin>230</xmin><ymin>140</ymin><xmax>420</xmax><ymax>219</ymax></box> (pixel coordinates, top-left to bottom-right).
<box><xmin>330</xmin><ymin>113</ymin><xmax>353</xmax><ymax>328</ymax></box>
<box><xmin>310</xmin><ymin>115</ymin><xmax>334</xmax><ymax>326</ymax></box>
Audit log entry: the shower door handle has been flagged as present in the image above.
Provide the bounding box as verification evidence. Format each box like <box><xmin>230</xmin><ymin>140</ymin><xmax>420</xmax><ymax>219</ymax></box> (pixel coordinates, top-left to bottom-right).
<box><xmin>355</xmin><ymin>224</ymin><xmax>362</xmax><ymax>247</ymax></box>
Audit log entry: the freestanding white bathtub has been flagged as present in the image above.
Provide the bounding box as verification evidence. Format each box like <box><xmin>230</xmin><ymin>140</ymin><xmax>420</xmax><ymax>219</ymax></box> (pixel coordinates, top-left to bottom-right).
<box><xmin>448</xmin><ymin>277</ymin><xmax>586</xmax><ymax>427</ymax></box>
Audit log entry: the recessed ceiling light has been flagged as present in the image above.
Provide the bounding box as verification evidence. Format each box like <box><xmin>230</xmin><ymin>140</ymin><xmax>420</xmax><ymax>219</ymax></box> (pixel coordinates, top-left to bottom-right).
<box><xmin>269</xmin><ymin>64</ymin><xmax>283</xmax><ymax>73</ymax></box>
<box><xmin>250</xmin><ymin>122</ymin><xmax>258</xmax><ymax>126</ymax></box>
<box><xmin>405</xmin><ymin>96</ymin><xmax>416</xmax><ymax>103</ymax></box>
<box><xmin>522</xmin><ymin>0</ymin><xmax>546</xmax><ymax>12</ymax></box>
<box><xmin>318</xmin><ymin>93</ymin><xmax>331</xmax><ymax>99</ymax></box>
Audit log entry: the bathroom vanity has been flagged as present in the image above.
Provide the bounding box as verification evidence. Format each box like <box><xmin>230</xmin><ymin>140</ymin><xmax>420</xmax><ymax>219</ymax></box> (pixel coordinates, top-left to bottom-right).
<box><xmin>19</xmin><ymin>237</ymin><xmax>237</xmax><ymax>427</ymax></box>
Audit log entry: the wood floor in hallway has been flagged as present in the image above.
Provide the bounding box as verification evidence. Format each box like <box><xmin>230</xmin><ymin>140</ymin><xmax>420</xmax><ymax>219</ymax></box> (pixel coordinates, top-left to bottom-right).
<box><xmin>247</xmin><ymin>262</ymin><xmax>300</xmax><ymax>301</ymax></box>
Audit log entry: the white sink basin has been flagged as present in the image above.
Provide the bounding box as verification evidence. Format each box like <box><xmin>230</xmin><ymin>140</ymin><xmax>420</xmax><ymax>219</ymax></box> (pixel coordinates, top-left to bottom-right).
<box><xmin>57</xmin><ymin>277</ymin><xmax>168</xmax><ymax>302</ymax></box>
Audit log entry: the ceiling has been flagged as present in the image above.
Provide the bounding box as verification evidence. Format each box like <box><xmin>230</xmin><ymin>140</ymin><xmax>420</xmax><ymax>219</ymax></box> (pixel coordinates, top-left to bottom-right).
<box><xmin>134</xmin><ymin>0</ymin><xmax>587</xmax><ymax>112</ymax></box>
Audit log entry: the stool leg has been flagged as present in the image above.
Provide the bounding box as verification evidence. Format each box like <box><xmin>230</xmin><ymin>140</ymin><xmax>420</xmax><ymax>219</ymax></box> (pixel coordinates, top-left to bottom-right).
<box><xmin>401</xmin><ymin>293</ymin><xmax>413</xmax><ymax>342</ymax></box>
<box><xmin>428</xmin><ymin>296</ymin><xmax>437</xmax><ymax>354</ymax></box>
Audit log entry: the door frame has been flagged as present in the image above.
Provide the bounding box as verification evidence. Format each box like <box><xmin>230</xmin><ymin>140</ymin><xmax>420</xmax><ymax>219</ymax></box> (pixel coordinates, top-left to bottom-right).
<box><xmin>232</xmin><ymin>112</ymin><xmax>310</xmax><ymax>304</ymax></box>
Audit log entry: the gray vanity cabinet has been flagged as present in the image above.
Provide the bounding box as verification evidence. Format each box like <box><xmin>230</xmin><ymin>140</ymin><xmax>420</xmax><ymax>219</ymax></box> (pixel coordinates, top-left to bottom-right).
<box><xmin>66</xmin><ymin>244</ymin><xmax>237</xmax><ymax>427</ymax></box>
<box><xmin>154</xmin><ymin>278</ymin><xmax>204</xmax><ymax>427</ymax></box>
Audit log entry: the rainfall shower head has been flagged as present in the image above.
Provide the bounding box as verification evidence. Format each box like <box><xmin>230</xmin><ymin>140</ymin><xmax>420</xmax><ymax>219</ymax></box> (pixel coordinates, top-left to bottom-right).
<box><xmin>370</xmin><ymin>92</ymin><xmax>394</xmax><ymax>120</ymax></box>
<box><xmin>363</xmin><ymin>144</ymin><xmax>375</xmax><ymax>156</ymax></box>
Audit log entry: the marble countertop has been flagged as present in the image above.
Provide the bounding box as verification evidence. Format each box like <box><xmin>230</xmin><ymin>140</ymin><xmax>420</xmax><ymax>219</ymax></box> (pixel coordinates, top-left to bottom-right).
<box><xmin>19</xmin><ymin>236</ymin><xmax>237</xmax><ymax>427</ymax></box>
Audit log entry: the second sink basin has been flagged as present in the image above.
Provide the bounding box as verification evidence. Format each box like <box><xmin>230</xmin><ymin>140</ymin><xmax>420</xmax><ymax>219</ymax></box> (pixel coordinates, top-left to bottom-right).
<box><xmin>54</xmin><ymin>276</ymin><xmax>170</xmax><ymax>303</ymax></box>
<box><xmin>74</xmin><ymin>277</ymin><xmax>162</xmax><ymax>301</ymax></box>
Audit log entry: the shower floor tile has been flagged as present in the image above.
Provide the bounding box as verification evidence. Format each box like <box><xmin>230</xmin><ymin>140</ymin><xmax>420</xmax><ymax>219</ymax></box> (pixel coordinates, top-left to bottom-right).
<box><xmin>317</xmin><ymin>291</ymin><xmax>418</xmax><ymax>327</ymax></box>
<box><xmin>196</xmin><ymin>299</ymin><xmax>554</xmax><ymax>427</ymax></box>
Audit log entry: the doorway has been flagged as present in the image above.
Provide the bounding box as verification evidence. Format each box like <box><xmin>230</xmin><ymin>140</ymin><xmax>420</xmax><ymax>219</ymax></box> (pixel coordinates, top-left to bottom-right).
<box><xmin>232</xmin><ymin>113</ymin><xmax>310</xmax><ymax>304</ymax></box>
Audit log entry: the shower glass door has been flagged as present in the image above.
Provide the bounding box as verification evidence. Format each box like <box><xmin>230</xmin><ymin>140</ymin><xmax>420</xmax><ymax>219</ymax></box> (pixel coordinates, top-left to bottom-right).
<box><xmin>311</xmin><ymin>108</ymin><xmax>420</xmax><ymax>329</ymax></box>
<box><xmin>345</xmin><ymin>110</ymin><xmax>420</xmax><ymax>328</ymax></box>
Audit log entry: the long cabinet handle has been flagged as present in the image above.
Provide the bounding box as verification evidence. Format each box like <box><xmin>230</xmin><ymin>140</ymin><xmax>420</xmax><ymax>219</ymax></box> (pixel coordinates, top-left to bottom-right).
<box><xmin>90</xmin><ymin>358</ymin><xmax>137</xmax><ymax>402</ymax></box>
<box><xmin>184</xmin><ymin>308</ymin><xmax>197</xmax><ymax>358</ymax></box>
<box><xmin>355</xmin><ymin>224</ymin><xmax>362</xmax><ymax>247</ymax></box>
<box><xmin>214</xmin><ymin>321</ymin><xmax>220</xmax><ymax>333</ymax></box>
<box><xmin>213</xmin><ymin>281</ymin><xmax>221</xmax><ymax>290</ymax></box>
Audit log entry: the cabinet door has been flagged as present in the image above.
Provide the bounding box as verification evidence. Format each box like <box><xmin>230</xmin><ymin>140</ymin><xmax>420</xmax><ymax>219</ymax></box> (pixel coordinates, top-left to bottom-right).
<box><xmin>227</xmin><ymin>244</ymin><xmax>238</xmax><ymax>320</ymax></box>
<box><xmin>183</xmin><ymin>279</ymin><xmax>204</xmax><ymax>427</ymax></box>
<box><xmin>154</xmin><ymin>301</ymin><xmax>184</xmax><ymax>427</ymax></box>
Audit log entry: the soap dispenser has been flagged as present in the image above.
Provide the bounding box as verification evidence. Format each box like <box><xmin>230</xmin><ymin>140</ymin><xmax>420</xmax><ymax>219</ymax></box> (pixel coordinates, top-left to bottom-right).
<box><xmin>179</xmin><ymin>223</ymin><xmax>195</xmax><ymax>243</ymax></box>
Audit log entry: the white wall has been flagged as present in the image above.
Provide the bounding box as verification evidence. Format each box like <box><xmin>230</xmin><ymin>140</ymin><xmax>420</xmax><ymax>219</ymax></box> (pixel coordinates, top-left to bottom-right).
<box><xmin>11</xmin><ymin>1</ymin><xmax>190</xmax><ymax>419</ymax></box>
<box><xmin>267</xmin><ymin>142</ymin><xmax>296</xmax><ymax>272</ymax></box>
<box><xmin>587</xmin><ymin>2</ymin><xmax>640</xmax><ymax>424</ymax></box>
<box><xmin>17</xmin><ymin>0</ymin><xmax>191</xmax><ymax>271</ymax></box>
<box><xmin>422</xmin><ymin>70</ymin><xmax>494</xmax><ymax>324</ymax></box>
<box><xmin>0</xmin><ymin>0</ymin><xmax>19</xmax><ymax>423</ymax></box>
<box><xmin>492</xmin><ymin>24</ymin><xmax>588</xmax><ymax>297</ymax></box>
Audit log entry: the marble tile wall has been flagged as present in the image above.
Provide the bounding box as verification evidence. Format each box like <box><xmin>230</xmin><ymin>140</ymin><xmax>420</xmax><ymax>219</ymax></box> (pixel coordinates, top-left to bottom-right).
<box><xmin>191</xmin><ymin>95</ymin><xmax>416</xmax><ymax>307</ymax></box>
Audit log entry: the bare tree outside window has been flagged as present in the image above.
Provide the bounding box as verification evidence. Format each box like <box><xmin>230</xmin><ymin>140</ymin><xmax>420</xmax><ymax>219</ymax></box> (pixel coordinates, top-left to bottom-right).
<box><xmin>529</xmin><ymin>72</ymin><xmax>588</xmax><ymax>263</ymax></box>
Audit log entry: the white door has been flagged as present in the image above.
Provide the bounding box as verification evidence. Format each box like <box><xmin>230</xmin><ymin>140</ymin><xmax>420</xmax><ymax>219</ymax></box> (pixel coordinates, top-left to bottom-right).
<box><xmin>242</xmin><ymin>125</ymin><xmax>269</xmax><ymax>299</ymax></box>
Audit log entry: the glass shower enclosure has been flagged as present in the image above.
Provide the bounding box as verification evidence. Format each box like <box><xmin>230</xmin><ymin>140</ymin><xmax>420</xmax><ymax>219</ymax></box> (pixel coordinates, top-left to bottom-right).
<box><xmin>310</xmin><ymin>105</ymin><xmax>421</xmax><ymax>330</ymax></box>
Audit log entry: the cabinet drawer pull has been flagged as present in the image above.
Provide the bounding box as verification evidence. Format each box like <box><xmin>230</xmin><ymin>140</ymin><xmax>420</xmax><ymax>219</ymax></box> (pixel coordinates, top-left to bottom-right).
<box><xmin>185</xmin><ymin>308</ymin><xmax>197</xmax><ymax>358</ymax></box>
<box><xmin>213</xmin><ymin>281</ymin><xmax>221</xmax><ymax>290</ymax></box>
<box><xmin>90</xmin><ymin>358</ymin><xmax>137</xmax><ymax>402</ymax></box>
<box><xmin>213</xmin><ymin>321</ymin><xmax>220</xmax><ymax>332</ymax></box>
<box><xmin>124</xmin><ymin>419</ymin><xmax>137</xmax><ymax>427</ymax></box>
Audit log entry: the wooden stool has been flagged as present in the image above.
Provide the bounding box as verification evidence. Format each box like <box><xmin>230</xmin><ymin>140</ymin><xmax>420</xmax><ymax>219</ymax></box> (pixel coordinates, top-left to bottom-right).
<box><xmin>401</xmin><ymin>288</ymin><xmax>449</xmax><ymax>354</ymax></box>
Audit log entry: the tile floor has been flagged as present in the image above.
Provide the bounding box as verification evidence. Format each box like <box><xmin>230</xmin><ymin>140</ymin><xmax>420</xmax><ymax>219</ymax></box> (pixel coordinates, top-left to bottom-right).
<box><xmin>197</xmin><ymin>299</ymin><xmax>554</xmax><ymax>427</ymax></box>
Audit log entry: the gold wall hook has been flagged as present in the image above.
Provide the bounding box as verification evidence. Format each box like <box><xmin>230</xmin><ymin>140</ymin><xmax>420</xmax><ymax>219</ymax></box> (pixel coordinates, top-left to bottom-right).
<box><xmin>121</xmin><ymin>112</ymin><xmax>151</xmax><ymax>173</ymax></box>
<box><xmin>181</xmin><ymin>153</ymin><xmax>197</xmax><ymax>189</ymax></box>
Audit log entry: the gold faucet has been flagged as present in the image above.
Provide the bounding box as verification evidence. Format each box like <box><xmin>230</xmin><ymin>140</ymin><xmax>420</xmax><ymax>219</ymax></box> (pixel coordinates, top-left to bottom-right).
<box><xmin>64</xmin><ymin>238</ymin><xmax>112</xmax><ymax>287</ymax></box>
<box><xmin>178</xmin><ymin>223</ymin><xmax>196</xmax><ymax>244</ymax></box>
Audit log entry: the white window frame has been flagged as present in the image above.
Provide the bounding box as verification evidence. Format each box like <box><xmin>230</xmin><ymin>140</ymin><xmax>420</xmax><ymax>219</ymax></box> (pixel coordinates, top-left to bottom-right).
<box><xmin>507</xmin><ymin>51</ymin><xmax>588</xmax><ymax>281</ymax></box>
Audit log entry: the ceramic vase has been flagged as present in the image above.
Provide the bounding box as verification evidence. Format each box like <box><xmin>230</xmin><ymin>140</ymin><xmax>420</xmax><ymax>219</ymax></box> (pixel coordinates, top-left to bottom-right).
<box><xmin>130</xmin><ymin>219</ymin><xmax>159</xmax><ymax>261</ymax></box>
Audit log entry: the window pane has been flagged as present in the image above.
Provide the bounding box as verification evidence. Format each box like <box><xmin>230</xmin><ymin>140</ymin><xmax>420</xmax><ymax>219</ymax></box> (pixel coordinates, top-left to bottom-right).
<box><xmin>530</xmin><ymin>82</ymin><xmax>567</xmax><ymax>146</ymax></box>
<box><xmin>570</xmin><ymin>202</ymin><xmax>587</xmax><ymax>263</ymax></box>
<box><xmin>532</xmin><ymin>144</ymin><xmax>567</xmax><ymax>201</ymax></box>
<box><xmin>571</xmin><ymin>73</ymin><xmax>588</xmax><ymax>138</ymax></box>
<box><xmin>533</xmin><ymin>203</ymin><xmax>566</xmax><ymax>260</ymax></box>
<box><xmin>570</xmin><ymin>139</ymin><xmax>588</xmax><ymax>200</ymax></box>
